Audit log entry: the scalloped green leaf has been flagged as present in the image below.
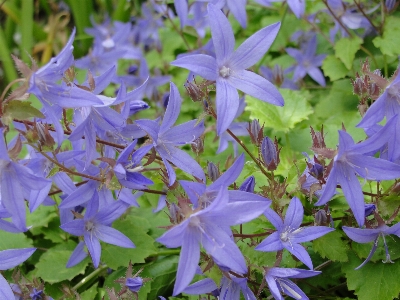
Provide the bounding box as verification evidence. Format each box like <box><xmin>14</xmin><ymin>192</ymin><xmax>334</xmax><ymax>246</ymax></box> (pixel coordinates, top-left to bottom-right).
<box><xmin>101</xmin><ymin>215</ymin><xmax>158</xmax><ymax>270</ymax></box>
<box><xmin>313</xmin><ymin>231</ymin><xmax>348</xmax><ymax>262</ymax></box>
<box><xmin>245</xmin><ymin>89</ymin><xmax>313</xmax><ymax>133</ymax></box>
<box><xmin>342</xmin><ymin>253</ymin><xmax>400</xmax><ymax>300</ymax></box>
<box><xmin>373</xmin><ymin>16</ymin><xmax>400</xmax><ymax>56</ymax></box>
<box><xmin>0</xmin><ymin>230</ymin><xmax>33</xmax><ymax>250</ymax></box>
<box><xmin>334</xmin><ymin>37</ymin><xmax>363</xmax><ymax>69</ymax></box>
<box><xmin>35</xmin><ymin>241</ymin><xmax>89</xmax><ymax>283</ymax></box>
<box><xmin>322</xmin><ymin>55</ymin><xmax>348</xmax><ymax>81</ymax></box>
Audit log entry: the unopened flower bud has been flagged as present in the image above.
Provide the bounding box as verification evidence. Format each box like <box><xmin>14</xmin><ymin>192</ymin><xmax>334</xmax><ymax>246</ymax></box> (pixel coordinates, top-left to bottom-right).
<box><xmin>309</xmin><ymin>163</ymin><xmax>324</xmax><ymax>180</ymax></box>
<box><xmin>260</xmin><ymin>137</ymin><xmax>279</xmax><ymax>171</ymax></box>
<box><xmin>125</xmin><ymin>277</ymin><xmax>143</xmax><ymax>292</ymax></box>
<box><xmin>239</xmin><ymin>176</ymin><xmax>255</xmax><ymax>193</ymax></box>
<box><xmin>248</xmin><ymin>119</ymin><xmax>263</xmax><ymax>145</ymax></box>
<box><xmin>169</xmin><ymin>203</ymin><xmax>181</xmax><ymax>224</ymax></box>
<box><xmin>364</xmin><ymin>204</ymin><xmax>376</xmax><ymax>217</ymax></box>
<box><xmin>191</xmin><ymin>136</ymin><xmax>204</xmax><ymax>156</ymax></box>
<box><xmin>185</xmin><ymin>80</ymin><xmax>205</xmax><ymax>102</ymax></box>
<box><xmin>314</xmin><ymin>209</ymin><xmax>328</xmax><ymax>226</ymax></box>
<box><xmin>207</xmin><ymin>162</ymin><xmax>219</xmax><ymax>181</ymax></box>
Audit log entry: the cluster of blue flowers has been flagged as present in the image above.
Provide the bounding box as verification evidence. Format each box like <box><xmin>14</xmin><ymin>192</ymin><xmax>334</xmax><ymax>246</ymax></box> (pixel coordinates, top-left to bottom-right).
<box><xmin>1</xmin><ymin>0</ymin><xmax>400</xmax><ymax>299</ymax></box>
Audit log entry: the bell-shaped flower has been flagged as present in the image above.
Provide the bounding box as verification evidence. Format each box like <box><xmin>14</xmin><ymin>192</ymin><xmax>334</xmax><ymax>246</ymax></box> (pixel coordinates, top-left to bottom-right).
<box><xmin>256</xmin><ymin>197</ymin><xmax>334</xmax><ymax>269</ymax></box>
<box><xmin>135</xmin><ymin>82</ymin><xmax>205</xmax><ymax>185</ymax></box>
<box><xmin>171</xmin><ymin>4</ymin><xmax>283</xmax><ymax>135</ymax></box>
<box><xmin>156</xmin><ymin>187</ymin><xmax>270</xmax><ymax>295</ymax></box>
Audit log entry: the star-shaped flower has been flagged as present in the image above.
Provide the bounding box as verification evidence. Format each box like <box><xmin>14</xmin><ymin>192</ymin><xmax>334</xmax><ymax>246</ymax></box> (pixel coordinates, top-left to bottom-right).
<box><xmin>256</xmin><ymin>197</ymin><xmax>334</xmax><ymax>269</ymax></box>
<box><xmin>171</xmin><ymin>4</ymin><xmax>283</xmax><ymax>135</ymax></box>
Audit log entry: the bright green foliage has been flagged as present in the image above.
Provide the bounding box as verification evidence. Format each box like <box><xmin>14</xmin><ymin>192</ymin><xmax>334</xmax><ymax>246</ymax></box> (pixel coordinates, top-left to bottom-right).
<box><xmin>0</xmin><ymin>230</ymin><xmax>33</xmax><ymax>250</ymax></box>
<box><xmin>322</xmin><ymin>55</ymin><xmax>349</xmax><ymax>81</ymax></box>
<box><xmin>246</xmin><ymin>89</ymin><xmax>313</xmax><ymax>133</ymax></box>
<box><xmin>342</xmin><ymin>253</ymin><xmax>400</xmax><ymax>300</ymax></box>
<box><xmin>313</xmin><ymin>231</ymin><xmax>349</xmax><ymax>262</ymax></box>
<box><xmin>101</xmin><ymin>215</ymin><xmax>158</xmax><ymax>269</ymax></box>
<box><xmin>334</xmin><ymin>37</ymin><xmax>363</xmax><ymax>70</ymax></box>
<box><xmin>35</xmin><ymin>241</ymin><xmax>89</xmax><ymax>283</ymax></box>
<box><xmin>373</xmin><ymin>16</ymin><xmax>400</xmax><ymax>56</ymax></box>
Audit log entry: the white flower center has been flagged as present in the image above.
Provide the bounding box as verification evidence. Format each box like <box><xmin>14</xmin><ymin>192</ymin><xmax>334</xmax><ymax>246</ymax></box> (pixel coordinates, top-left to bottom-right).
<box><xmin>219</xmin><ymin>66</ymin><xmax>231</xmax><ymax>78</ymax></box>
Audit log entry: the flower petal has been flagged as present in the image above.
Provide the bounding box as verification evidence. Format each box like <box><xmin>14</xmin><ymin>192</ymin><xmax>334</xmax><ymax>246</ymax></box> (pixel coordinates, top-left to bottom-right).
<box><xmin>228</xmin><ymin>70</ymin><xmax>284</xmax><ymax>106</ymax></box>
<box><xmin>161</xmin><ymin>82</ymin><xmax>182</xmax><ymax>132</ymax></box>
<box><xmin>96</xmin><ymin>224</ymin><xmax>135</xmax><ymax>248</ymax></box>
<box><xmin>84</xmin><ymin>232</ymin><xmax>101</xmax><ymax>268</ymax></box>
<box><xmin>0</xmin><ymin>248</ymin><xmax>36</xmax><ymax>270</ymax></box>
<box><xmin>230</xmin><ymin>22</ymin><xmax>280</xmax><ymax>70</ymax></box>
<box><xmin>284</xmin><ymin>197</ymin><xmax>304</xmax><ymax>229</ymax></box>
<box><xmin>215</xmin><ymin>79</ymin><xmax>239</xmax><ymax>136</ymax></box>
<box><xmin>171</xmin><ymin>55</ymin><xmax>218</xmax><ymax>81</ymax></box>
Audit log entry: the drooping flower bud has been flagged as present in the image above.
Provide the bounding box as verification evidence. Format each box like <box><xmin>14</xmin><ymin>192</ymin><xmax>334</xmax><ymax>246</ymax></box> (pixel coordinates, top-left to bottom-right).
<box><xmin>260</xmin><ymin>136</ymin><xmax>280</xmax><ymax>171</ymax></box>
<box><xmin>314</xmin><ymin>209</ymin><xmax>328</xmax><ymax>226</ymax></box>
<box><xmin>191</xmin><ymin>136</ymin><xmax>204</xmax><ymax>156</ymax></box>
<box><xmin>364</xmin><ymin>204</ymin><xmax>376</xmax><ymax>217</ymax></box>
<box><xmin>239</xmin><ymin>176</ymin><xmax>256</xmax><ymax>193</ymax></box>
<box><xmin>309</xmin><ymin>162</ymin><xmax>324</xmax><ymax>181</ymax></box>
<box><xmin>185</xmin><ymin>79</ymin><xmax>205</xmax><ymax>102</ymax></box>
<box><xmin>207</xmin><ymin>162</ymin><xmax>219</xmax><ymax>181</ymax></box>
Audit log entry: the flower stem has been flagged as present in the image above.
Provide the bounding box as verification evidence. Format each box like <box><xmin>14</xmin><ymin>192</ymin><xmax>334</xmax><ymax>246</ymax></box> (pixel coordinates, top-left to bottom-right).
<box><xmin>73</xmin><ymin>264</ymin><xmax>108</xmax><ymax>291</ymax></box>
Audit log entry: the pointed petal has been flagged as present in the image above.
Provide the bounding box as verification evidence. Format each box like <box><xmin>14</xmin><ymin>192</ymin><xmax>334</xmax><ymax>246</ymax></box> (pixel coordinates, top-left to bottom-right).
<box><xmin>266</xmin><ymin>274</ymin><xmax>284</xmax><ymax>300</ymax></box>
<box><xmin>183</xmin><ymin>278</ymin><xmax>218</xmax><ymax>295</ymax></box>
<box><xmin>263</xmin><ymin>207</ymin><xmax>284</xmax><ymax>229</ymax></box>
<box><xmin>291</xmin><ymin>226</ymin><xmax>335</xmax><ymax>243</ymax></box>
<box><xmin>135</xmin><ymin>119</ymin><xmax>160</xmax><ymax>141</ymax></box>
<box><xmin>161</xmin><ymin>82</ymin><xmax>182</xmax><ymax>132</ymax></box>
<box><xmin>158</xmin><ymin>146</ymin><xmax>206</xmax><ymax>183</ymax></box>
<box><xmin>228</xmin><ymin>190</ymin><xmax>271</xmax><ymax>203</ymax></box>
<box><xmin>255</xmin><ymin>232</ymin><xmax>283</xmax><ymax>252</ymax></box>
<box><xmin>173</xmin><ymin>228</ymin><xmax>200</xmax><ymax>295</ymax></box>
<box><xmin>230</xmin><ymin>22</ymin><xmax>280</xmax><ymax>70</ymax></box>
<box><xmin>207</xmin><ymin>3</ymin><xmax>235</xmax><ymax>62</ymax></box>
<box><xmin>336</xmin><ymin>162</ymin><xmax>365</xmax><ymax>227</ymax></box>
<box><xmin>308</xmin><ymin>67</ymin><xmax>326</xmax><ymax>86</ymax></box>
<box><xmin>179</xmin><ymin>181</ymin><xmax>206</xmax><ymax>206</ymax></box>
<box><xmin>96</xmin><ymin>224</ymin><xmax>135</xmax><ymax>248</ymax></box>
<box><xmin>171</xmin><ymin>55</ymin><xmax>218</xmax><ymax>81</ymax></box>
<box><xmin>342</xmin><ymin>226</ymin><xmax>380</xmax><ymax>243</ymax></box>
<box><xmin>284</xmin><ymin>197</ymin><xmax>304</xmax><ymax>229</ymax></box>
<box><xmin>84</xmin><ymin>232</ymin><xmax>101</xmax><ymax>268</ymax></box>
<box><xmin>157</xmin><ymin>219</ymin><xmax>190</xmax><ymax>248</ymax></box>
<box><xmin>229</xmin><ymin>70</ymin><xmax>284</xmax><ymax>106</ymax></box>
<box><xmin>215</xmin><ymin>80</ymin><xmax>239</xmax><ymax>135</ymax></box>
<box><xmin>210</xmin><ymin>154</ymin><xmax>244</xmax><ymax>190</ymax></box>
<box><xmin>60</xmin><ymin>219</ymin><xmax>85</xmax><ymax>236</ymax></box>
<box><xmin>285</xmin><ymin>243</ymin><xmax>313</xmax><ymax>269</ymax></box>
<box><xmin>0</xmin><ymin>274</ymin><xmax>14</xmax><ymax>299</ymax></box>
<box><xmin>96</xmin><ymin>201</ymin><xmax>127</xmax><ymax>224</ymax></box>
<box><xmin>287</xmin><ymin>0</ymin><xmax>305</xmax><ymax>18</ymax></box>
<box><xmin>162</xmin><ymin>157</ymin><xmax>177</xmax><ymax>186</ymax></box>
<box><xmin>66</xmin><ymin>241</ymin><xmax>87</xmax><ymax>268</ymax></box>
<box><xmin>0</xmin><ymin>248</ymin><xmax>36</xmax><ymax>270</ymax></box>
<box><xmin>357</xmin><ymin>92</ymin><xmax>387</xmax><ymax>128</ymax></box>
<box><xmin>314</xmin><ymin>165</ymin><xmax>338</xmax><ymax>206</ymax></box>
<box><xmin>348</xmin><ymin>155</ymin><xmax>400</xmax><ymax>180</ymax></box>
<box><xmin>175</xmin><ymin>0</ymin><xmax>188</xmax><ymax>28</ymax></box>
<box><xmin>227</xmin><ymin>0</ymin><xmax>247</xmax><ymax>28</ymax></box>
<box><xmin>162</xmin><ymin>120</ymin><xmax>204</xmax><ymax>145</ymax></box>
<box><xmin>354</xmin><ymin>239</ymin><xmax>379</xmax><ymax>270</ymax></box>
<box><xmin>59</xmin><ymin>181</ymin><xmax>96</xmax><ymax>209</ymax></box>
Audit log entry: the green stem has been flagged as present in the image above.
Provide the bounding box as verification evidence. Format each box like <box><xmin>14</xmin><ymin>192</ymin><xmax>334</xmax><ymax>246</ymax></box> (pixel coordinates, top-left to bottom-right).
<box><xmin>73</xmin><ymin>264</ymin><xmax>108</xmax><ymax>291</ymax></box>
<box><xmin>148</xmin><ymin>249</ymin><xmax>181</xmax><ymax>258</ymax></box>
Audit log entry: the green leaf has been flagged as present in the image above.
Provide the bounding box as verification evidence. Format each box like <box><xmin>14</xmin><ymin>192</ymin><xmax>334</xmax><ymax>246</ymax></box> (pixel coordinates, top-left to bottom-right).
<box><xmin>101</xmin><ymin>215</ymin><xmax>158</xmax><ymax>270</ymax></box>
<box><xmin>373</xmin><ymin>16</ymin><xmax>400</xmax><ymax>56</ymax></box>
<box><xmin>0</xmin><ymin>230</ymin><xmax>33</xmax><ymax>250</ymax></box>
<box><xmin>141</xmin><ymin>256</ymin><xmax>179</xmax><ymax>299</ymax></box>
<box><xmin>80</xmin><ymin>283</ymin><xmax>98</xmax><ymax>300</ymax></box>
<box><xmin>334</xmin><ymin>37</ymin><xmax>363</xmax><ymax>70</ymax></box>
<box><xmin>35</xmin><ymin>241</ymin><xmax>89</xmax><ymax>283</ymax></box>
<box><xmin>313</xmin><ymin>231</ymin><xmax>348</xmax><ymax>262</ymax></box>
<box><xmin>342</xmin><ymin>253</ymin><xmax>400</xmax><ymax>300</ymax></box>
<box><xmin>322</xmin><ymin>55</ymin><xmax>349</xmax><ymax>81</ymax></box>
<box><xmin>245</xmin><ymin>89</ymin><xmax>313</xmax><ymax>133</ymax></box>
<box><xmin>27</xmin><ymin>205</ymin><xmax>58</xmax><ymax>236</ymax></box>
<box><xmin>3</xmin><ymin>100</ymin><xmax>44</xmax><ymax>123</ymax></box>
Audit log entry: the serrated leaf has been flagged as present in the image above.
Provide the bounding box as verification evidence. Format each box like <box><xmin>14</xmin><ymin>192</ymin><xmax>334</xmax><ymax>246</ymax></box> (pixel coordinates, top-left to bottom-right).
<box><xmin>342</xmin><ymin>253</ymin><xmax>400</xmax><ymax>300</ymax></box>
<box><xmin>373</xmin><ymin>16</ymin><xmax>400</xmax><ymax>56</ymax></box>
<box><xmin>322</xmin><ymin>55</ymin><xmax>348</xmax><ymax>81</ymax></box>
<box><xmin>27</xmin><ymin>205</ymin><xmax>58</xmax><ymax>236</ymax></box>
<box><xmin>246</xmin><ymin>89</ymin><xmax>313</xmax><ymax>133</ymax></box>
<box><xmin>101</xmin><ymin>215</ymin><xmax>157</xmax><ymax>270</ymax></box>
<box><xmin>35</xmin><ymin>241</ymin><xmax>89</xmax><ymax>283</ymax></box>
<box><xmin>334</xmin><ymin>37</ymin><xmax>363</xmax><ymax>69</ymax></box>
<box><xmin>4</xmin><ymin>100</ymin><xmax>44</xmax><ymax>120</ymax></box>
<box><xmin>313</xmin><ymin>231</ymin><xmax>348</xmax><ymax>262</ymax></box>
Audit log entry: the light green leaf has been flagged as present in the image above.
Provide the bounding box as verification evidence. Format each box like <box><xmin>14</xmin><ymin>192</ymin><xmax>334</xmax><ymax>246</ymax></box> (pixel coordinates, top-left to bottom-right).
<box><xmin>313</xmin><ymin>231</ymin><xmax>348</xmax><ymax>262</ymax></box>
<box><xmin>373</xmin><ymin>16</ymin><xmax>400</xmax><ymax>56</ymax></box>
<box><xmin>101</xmin><ymin>215</ymin><xmax>158</xmax><ymax>270</ymax></box>
<box><xmin>245</xmin><ymin>89</ymin><xmax>313</xmax><ymax>133</ymax></box>
<box><xmin>322</xmin><ymin>55</ymin><xmax>349</xmax><ymax>81</ymax></box>
<box><xmin>35</xmin><ymin>241</ymin><xmax>89</xmax><ymax>283</ymax></box>
<box><xmin>334</xmin><ymin>37</ymin><xmax>363</xmax><ymax>69</ymax></box>
<box><xmin>342</xmin><ymin>253</ymin><xmax>400</xmax><ymax>300</ymax></box>
<box><xmin>3</xmin><ymin>100</ymin><xmax>44</xmax><ymax>123</ymax></box>
<box><xmin>0</xmin><ymin>230</ymin><xmax>33</xmax><ymax>250</ymax></box>
<box><xmin>80</xmin><ymin>283</ymin><xmax>98</xmax><ymax>300</ymax></box>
